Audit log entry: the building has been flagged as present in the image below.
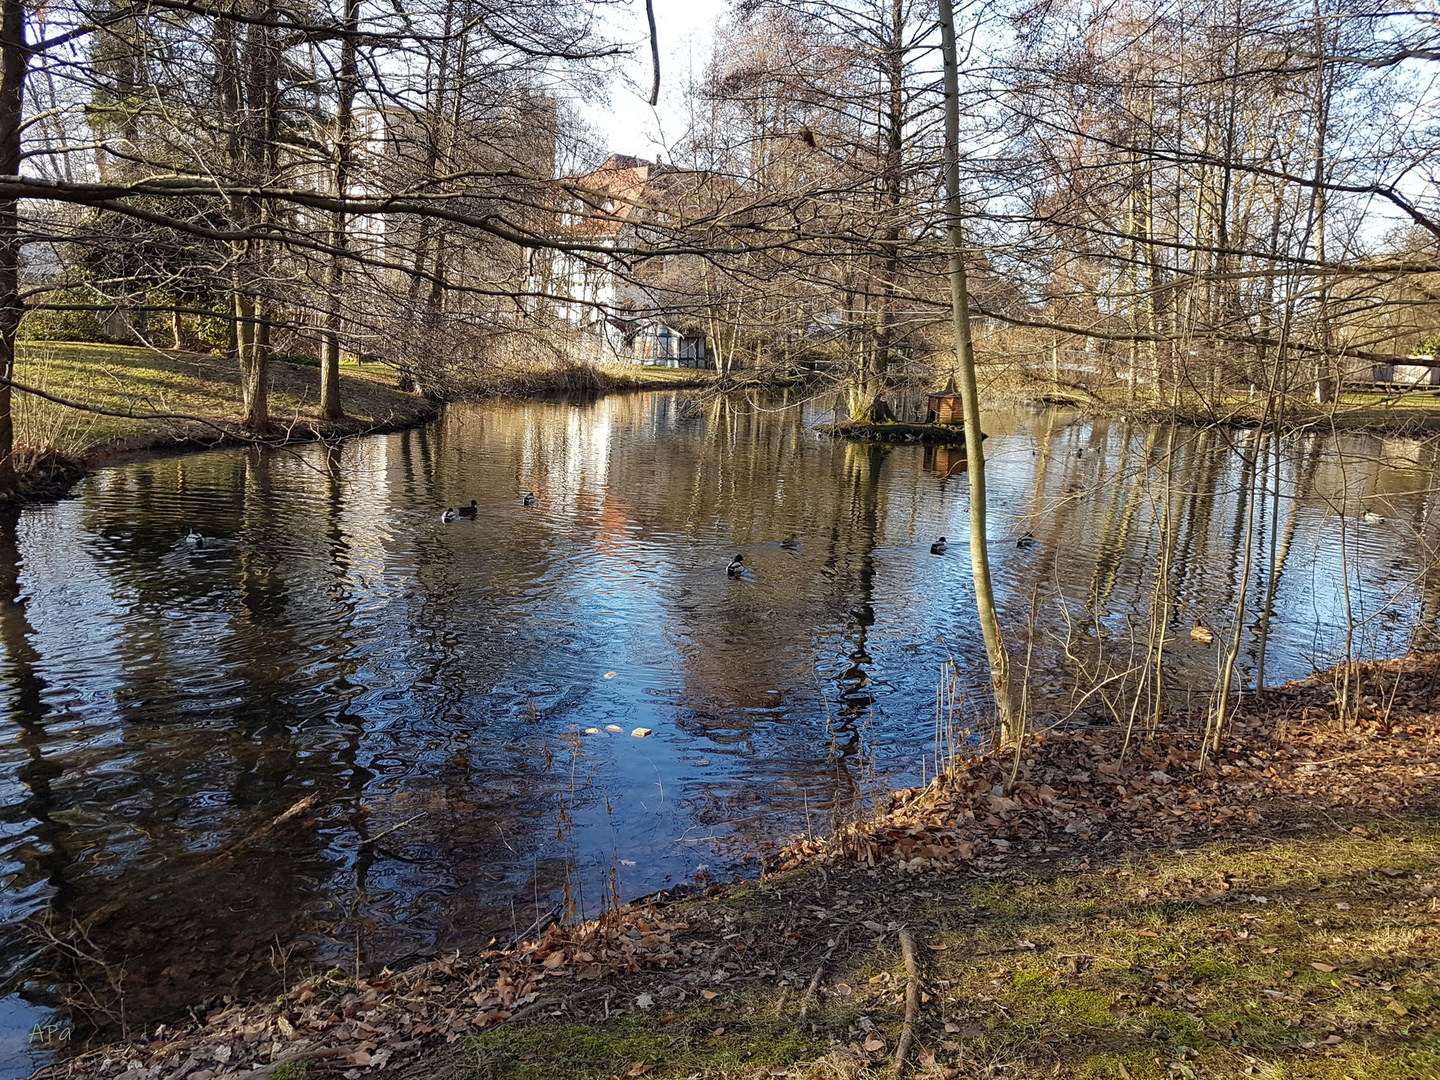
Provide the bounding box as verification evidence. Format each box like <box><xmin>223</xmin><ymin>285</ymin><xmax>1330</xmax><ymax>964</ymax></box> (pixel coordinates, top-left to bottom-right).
<box><xmin>547</xmin><ymin>154</ymin><xmax>719</xmax><ymax>367</ymax></box>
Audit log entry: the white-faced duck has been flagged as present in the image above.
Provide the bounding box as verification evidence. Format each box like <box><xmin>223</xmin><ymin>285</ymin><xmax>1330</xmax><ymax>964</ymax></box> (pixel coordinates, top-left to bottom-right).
<box><xmin>1016</xmin><ymin>532</ymin><xmax>1037</xmax><ymax>549</ymax></box>
<box><xmin>440</xmin><ymin>507</ymin><xmax>458</xmax><ymax>522</ymax></box>
<box><xmin>523</xmin><ymin>491</ymin><xmax>538</xmax><ymax>507</ymax></box>
<box><xmin>930</xmin><ymin>537</ymin><xmax>947</xmax><ymax>554</ymax></box>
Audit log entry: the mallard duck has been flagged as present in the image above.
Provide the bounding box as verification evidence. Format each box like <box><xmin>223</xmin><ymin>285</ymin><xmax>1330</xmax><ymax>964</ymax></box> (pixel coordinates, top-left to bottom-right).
<box><xmin>930</xmin><ymin>537</ymin><xmax>947</xmax><ymax>554</ymax></box>
<box><xmin>780</xmin><ymin>533</ymin><xmax>801</xmax><ymax>549</ymax></box>
<box><xmin>185</xmin><ymin>530</ymin><xmax>204</xmax><ymax>548</ymax></box>
<box><xmin>1362</xmin><ymin>510</ymin><xmax>1384</xmax><ymax>525</ymax></box>
<box><xmin>523</xmin><ymin>491</ymin><xmax>538</xmax><ymax>507</ymax></box>
<box><xmin>726</xmin><ymin>554</ymin><xmax>745</xmax><ymax>577</ymax></box>
<box><xmin>1191</xmin><ymin>620</ymin><xmax>1214</xmax><ymax>645</ymax></box>
<box><xmin>440</xmin><ymin>507</ymin><xmax>458</xmax><ymax>522</ymax></box>
<box><xmin>457</xmin><ymin>499</ymin><xmax>478</xmax><ymax>519</ymax></box>
<box><xmin>1016</xmin><ymin>532</ymin><xmax>1036</xmax><ymax>549</ymax></box>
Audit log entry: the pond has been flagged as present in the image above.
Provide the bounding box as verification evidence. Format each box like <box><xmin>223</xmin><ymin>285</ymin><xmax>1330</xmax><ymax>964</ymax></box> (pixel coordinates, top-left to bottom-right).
<box><xmin>0</xmin><ymin>389</ymin><xmax>1435</xmax><ymax>1067</ymax></box>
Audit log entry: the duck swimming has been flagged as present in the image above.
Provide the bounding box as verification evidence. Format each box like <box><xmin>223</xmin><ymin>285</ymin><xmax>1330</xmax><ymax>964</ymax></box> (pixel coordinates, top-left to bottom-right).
<box><xmin>457</xmin><ymin>499</ymin><xmax>478</xmax><ymax>519</ymax></box>
<box><xmin>1016</xmin><ymin>532</ymin><xmax>1036</xmax><ymax>549</ymax></box>
<box><xmin>780</xmin><ymin>533</ymin><xmax>801</xmax><ymax>550</ymax></box>
<box><xmin>1362</xmin><ymin>511</ymin><xmax>1384</xmax><ymax>525</ymax></box>
<box><xmin>440</xmin><ymin>507</ymin><xmax>458</xmax><ymax>522</ymax></box>
<box><xmin>523</xmin><ymin>491</ymin><xmax>537</xmax><ymax>507</ymax></box>
<box><xmin>726</xmin><ymin>554</ymin><xmax>745</xmax><ymax>577</ymax></box>
<box><xmin>185</xmin><ymin>530</ymin><xmax>204</xmax><ymax>548</ymax></box>
<box><xmin>1191</xmin><ymin>620</ymin><xmax>1215</xmax><ymax>645</ymax></box>
<box><xmin>930</xmin><ymin>537</ymin><xmax>947</xmax><ymax>554</ymax></box>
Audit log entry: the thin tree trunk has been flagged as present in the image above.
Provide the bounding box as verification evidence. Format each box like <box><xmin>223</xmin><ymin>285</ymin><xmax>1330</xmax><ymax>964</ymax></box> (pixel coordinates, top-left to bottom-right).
<box><xmin>319</xmin><ymin>0</ymin><xmax>360</xmax><ymax>421</ymax></box>
<box><xmin>937</xmin><ymin>0</ymin><xmax>1019</xmax><ymax>741</ymax></box>
<box><xmin>0</xmin><ymin>0</ymin><xmax>24</xmax><ymax>491</ymax></box>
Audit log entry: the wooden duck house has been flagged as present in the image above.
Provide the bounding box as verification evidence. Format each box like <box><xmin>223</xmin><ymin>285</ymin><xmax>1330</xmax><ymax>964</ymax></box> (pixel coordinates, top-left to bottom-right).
<box><xmin>925</xmin><ymin>375</ymin><xmax>965</xmax><ymax>425</ymax></box>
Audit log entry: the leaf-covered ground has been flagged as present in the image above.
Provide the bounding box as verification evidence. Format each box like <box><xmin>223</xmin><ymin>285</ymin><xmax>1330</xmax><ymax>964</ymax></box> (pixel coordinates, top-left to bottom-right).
<box><xmin>35</xmin><ymin>655</ymin><xmax>1440</xmax><ymax>1080</ymax></box>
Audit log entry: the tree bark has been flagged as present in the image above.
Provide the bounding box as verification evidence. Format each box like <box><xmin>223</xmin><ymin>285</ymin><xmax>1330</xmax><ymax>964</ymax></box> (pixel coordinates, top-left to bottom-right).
<box><xmin>937</xmin><ymin>0</ymin><xmax>1019</xmax><ymax>741</ymax></box>
<box><xmin>319</xmin><ymin>0</ymin><xmax>360</xmax><ymax>421</ymax></box>
<box><xmin>0</xmin><ymin>0</ymin><xmax>24</xmax><ymax>491</ymax></box>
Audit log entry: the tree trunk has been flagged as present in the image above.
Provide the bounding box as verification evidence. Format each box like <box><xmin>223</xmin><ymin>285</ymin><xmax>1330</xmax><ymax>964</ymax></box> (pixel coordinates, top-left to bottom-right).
<box><xmin>0</xmin><ymin>0</ymin><xmax>24</xmax><ymax>492</ymax></box>
<box><xmin>937</xmin><ymin>0</ymin><xmax>1020</xmax><ymax>742</ymax></box>
<box><xmin>319</xmin><ymin>0</ymin><xmax>359</xmax><ymax>422</ymax></box>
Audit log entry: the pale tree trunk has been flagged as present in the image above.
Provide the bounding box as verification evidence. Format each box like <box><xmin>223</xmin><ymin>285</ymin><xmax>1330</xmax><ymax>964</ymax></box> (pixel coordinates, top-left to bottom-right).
<box><xmin>1310</xmin><ymin>0</ymin><xmax>1335</xmax><ymax>405</ymax></box>
<box><xmin>0</xmin><ymin>0</ymin><xmax>24</xmax><ymax>491</ymax></box>
<box><xmin>319</xmin><ymin>0</ymin><xmax>360</xmax><ymax>421</ymax></box>
<box><xmin>937</xmin><ymin>0</ymin><xmax>1020</xmax><ymax>742</ymax></box>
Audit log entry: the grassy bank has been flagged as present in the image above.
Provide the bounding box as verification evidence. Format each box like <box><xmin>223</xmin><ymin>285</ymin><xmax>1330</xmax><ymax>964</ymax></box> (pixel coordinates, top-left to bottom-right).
<box><xmin>457</xmin><ymin>356</ymin><xmax>718</xmax><ymax>397</ymax></box>
<box><xmin>40</xmin><ymin>654</ymin><xmax>1440</xmax><ymax>1080</ymax></box>
<box><xmin>5</xmin><ymin>344</ymin><xmax>719</xmax><ymax>499</ymax></box>
<box><xmin>9</xmin><ymin>342</ymin><xmax>438</xmax><ymax>489</ymax></box>
<box><xmin>1012</xmin><ymin>376</ymin><xmax>1440</xmax><ymax>435</ymax></box>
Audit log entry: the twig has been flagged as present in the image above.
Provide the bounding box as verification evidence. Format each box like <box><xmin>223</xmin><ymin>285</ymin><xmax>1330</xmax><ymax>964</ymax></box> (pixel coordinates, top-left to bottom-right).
<box><xmin>798</xmin><ymin>960</ymin><xmax>825</xmax><ymax>1021</ymax></box>
<box><xmin>358</xmin><ymin>813</ymin><xmax>422</xmax><ymax>848</ymax></box>
<box><xmin>773</xmin><ymin>985</ymin><xmax>790</xmax><ymax>1019</ymax></box>
<box><xmin>892</xmin><ymin>930</ymin><xmax>921</xmax><ymax>1078</ymax></box>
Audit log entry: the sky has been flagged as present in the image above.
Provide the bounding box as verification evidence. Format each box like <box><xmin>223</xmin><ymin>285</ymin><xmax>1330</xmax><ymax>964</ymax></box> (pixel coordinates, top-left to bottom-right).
<box><xmin>576</xmin><ymin>0</ymin><xmax>732</xmax><ymax>165</ymax></box>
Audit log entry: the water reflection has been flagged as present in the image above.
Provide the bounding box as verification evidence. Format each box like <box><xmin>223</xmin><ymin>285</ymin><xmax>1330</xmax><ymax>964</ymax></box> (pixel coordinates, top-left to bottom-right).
<box><xmin>0</xmin><ymin>392</ymin><xmax>1435</xmax><ymax>1055</ymax></box>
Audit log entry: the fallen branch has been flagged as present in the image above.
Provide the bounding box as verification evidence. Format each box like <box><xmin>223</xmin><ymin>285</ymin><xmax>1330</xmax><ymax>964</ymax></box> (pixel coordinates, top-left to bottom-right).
<box><xmin>798</xmin><ymin>960</ymin><xmax>824</xmax><ymax>1021</ymax></box>
<box><xmin>892</xmin><ymin>930</ymin><xmax>920</xmax><ymax>1078</ymax></box>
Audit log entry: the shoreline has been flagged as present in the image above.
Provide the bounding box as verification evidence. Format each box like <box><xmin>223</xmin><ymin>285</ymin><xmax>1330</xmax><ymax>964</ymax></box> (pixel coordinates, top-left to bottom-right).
<box><xmin>2</xmin><ymin>346</ymin><xmax>726</xmax><ymax>505</ymax></box>
<box><xmin>30</xmin><ymin>651</ymin><xmax>1440</xmax><ymax>1080</ymax></box>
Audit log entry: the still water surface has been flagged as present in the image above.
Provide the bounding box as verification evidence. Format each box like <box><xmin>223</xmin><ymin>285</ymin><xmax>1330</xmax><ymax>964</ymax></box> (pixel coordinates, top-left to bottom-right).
<box><xmin>0</xmin><ymin>390</ymin><xmax>1436</xmax><ymax>1065</ymax></box>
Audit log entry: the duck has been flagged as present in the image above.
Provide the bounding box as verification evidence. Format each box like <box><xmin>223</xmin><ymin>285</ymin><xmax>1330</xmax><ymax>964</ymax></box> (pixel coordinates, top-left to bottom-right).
<box><xmin>1191</xmin><ymin>620</ymin><xmax>1215</xmax><ymax>645</ymax></box>
<box><xmin>930</xmin><ymin>537</ymin><xmax>947</xmax><ymax>554</ymax></box>
<box><xmin>440</xmin><ymin>507</ymin><xmax>458</xmax><ymax>523</ymax></box>
<box><xmin>523</xmin><ymin>491</ymin><xmax>538</xmax><ymax>507</ymax></box>
<box><xmin>1016</xmin><ymin>532</ymin><xmax>1037</xmax><ymax>550</ymax></box>
<box><xmin>457</xmin><ymin>499</ymin><xmax>479</xmax><ymax>519</ymax></box>
<box><xmin>1362</xmin><ymin>510</ymin><xmax>1384</xmax><ymax>525</ymax></box>
<box><xmin>780</xmin><ymin>533</ymin><xmax>801</xmax><ymax>550</ymax></box>
<box><xmin>185</xmin><ymin>530</ymin><xmax>205</xmax><ymax>548</ymax></box>
<box><xmin>726</xmin><ymin>554</ymin><xmax>745</xmax><ymax>577</ymax></box>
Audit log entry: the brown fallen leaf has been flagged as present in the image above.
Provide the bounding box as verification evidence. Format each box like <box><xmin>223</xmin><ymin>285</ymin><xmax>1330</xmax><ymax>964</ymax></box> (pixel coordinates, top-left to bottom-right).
<box><xmin>863</xmin><ymin>1037</ymin><xmax>885</xmax><ymax>1052</ymax></box>
<box><xmin>1311</xmin><ymin>962</ymin><xmax>1336</xmax><ymax>973</ymax></box>
<box><xmin>1384</xmin><ymin>997</ymin><xmax>1409</xmax><ymax>1017</ymax></box>
<box><xmin>928</xmin><ymin>943</ymin><xmax>948</xmax><ymax>951</ymax></box>
<box><xmin>542</xmin><ymin>951</ymin><xmax>566</xmax><ymax>969</ymax></box>
<box><xmin>1260</xmin><ymin>947</ymin><xmax>1278</xmax><ymax>954</ymax></box>
<box><xmin>626</xmin><ymin>1061</ymin><xmax>651</xmax><ymax>1077</ymax></box>
<box><xmin>1136</xmin><ymin>929</ymin><xmax>1160</xmax><ymax>938</ymax></box>
<box><xmin>658</xmin><ymin>1015</ymin><xmax>678</xmax><ymax>1025</ymax></box>
<box><xmin>711</xmin><ymin>1026</ymin><xmax>725</xmax><ymax>1036</ymax></box>
<box><xmin>701</xmin><ymin>990</ymin><xmax>719</xmax><ymax>1001</ymax></box>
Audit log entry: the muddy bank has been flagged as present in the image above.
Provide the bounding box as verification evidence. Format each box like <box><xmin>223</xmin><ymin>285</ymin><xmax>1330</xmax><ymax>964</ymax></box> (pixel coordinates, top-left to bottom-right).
<box><xmin>32</xmin><ymin>652</ymin><xmax>1440</xmax><ymax>1080</ymax></box>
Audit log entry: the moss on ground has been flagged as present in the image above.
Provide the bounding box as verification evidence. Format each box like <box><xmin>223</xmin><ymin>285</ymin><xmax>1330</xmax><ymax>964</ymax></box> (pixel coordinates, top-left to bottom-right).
<box><xmin>464</xmin><ymin>1010</ymin><xmax>822</xmax><ymax>1080</ymax></box>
